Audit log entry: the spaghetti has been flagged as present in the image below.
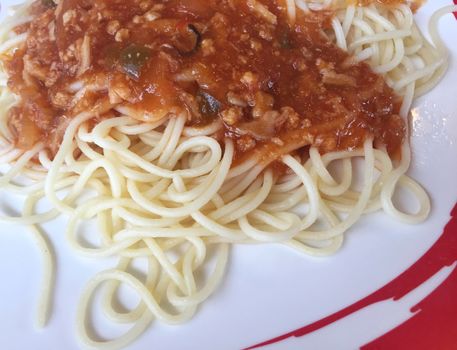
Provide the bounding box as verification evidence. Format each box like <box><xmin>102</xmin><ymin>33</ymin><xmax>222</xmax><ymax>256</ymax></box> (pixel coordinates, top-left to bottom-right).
<box><xmin>0</xmin><ymin>0</ymin><xmax>455</xmax><ymax>348</ymax></box>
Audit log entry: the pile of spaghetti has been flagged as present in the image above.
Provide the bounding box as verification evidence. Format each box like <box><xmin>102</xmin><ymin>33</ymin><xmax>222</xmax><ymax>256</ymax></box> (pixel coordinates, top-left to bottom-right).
<box><xmin>0</xmin><ymin>0</ymin><xmax>454</xmax><ymax>348</ymax></box>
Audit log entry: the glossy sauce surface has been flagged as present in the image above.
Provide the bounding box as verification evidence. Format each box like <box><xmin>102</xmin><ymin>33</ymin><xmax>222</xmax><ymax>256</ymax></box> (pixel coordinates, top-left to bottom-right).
<box><xmin>3</xmin><ymin>0</ymin><xmax>407</xmax><ymax>161</ymax></box>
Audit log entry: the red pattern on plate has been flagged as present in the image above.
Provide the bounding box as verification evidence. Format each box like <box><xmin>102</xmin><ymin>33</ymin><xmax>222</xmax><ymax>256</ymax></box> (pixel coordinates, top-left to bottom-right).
<box><xmin>246</xmin><ymin>203</ymin><xmax>457</xmax><ymax>350</ymax></box>
<box><xmin>362</xmin><ymin>205</ymin><xmax>457</xmax><ymax>349</ymax></box>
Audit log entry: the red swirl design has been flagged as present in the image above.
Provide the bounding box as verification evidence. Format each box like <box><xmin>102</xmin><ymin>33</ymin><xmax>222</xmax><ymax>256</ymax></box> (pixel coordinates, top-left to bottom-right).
<box><xmin>246</xmin><ymin>204</ymin><xmax>457</xmax><ymax>350</ymax></box>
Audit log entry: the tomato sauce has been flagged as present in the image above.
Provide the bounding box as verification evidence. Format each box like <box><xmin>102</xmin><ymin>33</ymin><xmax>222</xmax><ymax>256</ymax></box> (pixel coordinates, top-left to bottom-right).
<box><xmin>2</xmin><ymin>0</ymin><xmax>410</xmax><ymax>161</ymax></box>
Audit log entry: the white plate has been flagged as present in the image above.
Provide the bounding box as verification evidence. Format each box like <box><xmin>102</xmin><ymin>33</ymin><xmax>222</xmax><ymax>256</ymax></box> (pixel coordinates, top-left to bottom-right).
<box><xmin>1</xmin><ymin>1</ymin><xmax>457</xmax><ymax>349</ymax></box>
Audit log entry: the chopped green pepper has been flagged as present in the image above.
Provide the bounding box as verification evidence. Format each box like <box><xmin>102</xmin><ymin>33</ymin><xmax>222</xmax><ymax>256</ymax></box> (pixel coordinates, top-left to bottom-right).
<box><xmin>173</xmin><ymin>24</ymin><xmax>201</xmax><ymax>56</ymax></box>
<box><xmin>42</xmin><ymin>0</ymin><xmax>56</xmax><ymax>8</ymax></box>
<box><xmin>119</xmin><ymin>44</ymin><xmax>151</xmax><ymax>80</ymax></box>
<box><xmin>103</xmin><ymin>43</ymin><xmax>123</xmax><ymax>69</ymax></box>
<box><xmin>279</xmin><ymin>31</ymin><xmax>292</xmax><ymax>49</ymax></box>
<box><xmin>198</xmin><ymin>91</ymin><xmax>221</xmax><ymax>116</ymax></box>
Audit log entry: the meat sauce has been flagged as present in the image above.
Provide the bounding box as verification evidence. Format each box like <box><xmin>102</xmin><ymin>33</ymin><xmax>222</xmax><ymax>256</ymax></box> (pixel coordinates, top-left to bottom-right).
<box><xmin>2</xmin><ymin>0</ymin><xmax>415</xmax><ymax>162</ymax></box>
<box><xmin>355</xmin><ymin>0</ymin><xmax>424</xmax><ymax>12</ymax></box>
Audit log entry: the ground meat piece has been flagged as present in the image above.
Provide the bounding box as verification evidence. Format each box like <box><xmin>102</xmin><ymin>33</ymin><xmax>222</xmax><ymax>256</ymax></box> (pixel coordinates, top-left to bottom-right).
<box><xmin>317</xmin><ymin>58</ymin><xmax>357</xmax><ymax>87</ymax></box>
<box><xmin>50</xmin><ymin>91</ymin><xmax>72</xmax><ymax>109</ymax></box>
<box><xmin>180</xmin><ymin>92</ymin><xmax>203</xmax><ymax>121</ymax></box>
<box><xmin>221</xmin><ymin>106</ymin><xmax>243</xmax><ymax>126</ymax></box>
<box><xmin>201</xmin><ymin>39</ymin><xmax>216</xmax><ymax>56</ymax></box>
<box><xmin>240</xmin><ymin>71</ymin><xmax>259</xmax><ymax>90</ymax></box>
<box><xmin>246</xmin><ymin>0</ymin><xmax>277</xmax><ymax>24</ymax></box>
<box><xmin>106</xmin><ymin>20</ymin><xmax>120</xmax><ymax>35</ymax></box>
<box><xmin>139</xmin><ymin>0</ymin><xmax>152</xmax><ymax>11</ymax></box>
<box><xmin>236</xmin><ymin>135</ymin><xmax>256</xmax><ymax>152</ymax></box>
<box><xmin>252</xmin><ymin>91</ymin><xmax>274</xmax><ymax>119</ymax></box>
<box><xmin>233</xmin><ymin>110</ymin><xmax>279</xmax><ymax>140</ymax></box>
<box><xmin>271</xmin><ymin>137</ymin><xmax>284</xmax><ymax>146</ymax></box>
<box><xmin>210</xmin><ymin>12</ymin><xmax>229</xmax><ymax>40</ymax></box>
<box><xmin>115</xmin><ymin>28</ymin><xmax>130</xmax><ymax>42</ymax></box>
<box><xmin>227</xmin><ymin>91</ymin><xmax>248</xmax><ymax>107</ymax></box>
<box><xmin>62</xmin><ymin>10</ymin><xmax>77</xmax><ymax>26</ymax></box>
<box><xmin>8</xmin><ymin>107</ymin><xmax>41</xmax><ymax>149</ymax></box>
<box><xmin>23</xmin><ymin>55</ymin><xmax>48</xmax><ymax>82</ymax></box>
<box><xmin>315</xmin><ymin>134</ymin><xmax>337</xmax><ymax>153</ymax></box>
<box><xmin>258</xmin><ymin>23</ymin><xmax>274</xmax><ymax>41</ymax></box>
<box><xmin>275</xmin><ymin>107</ymin><xmax>301</xmax><ymax>130</ymax></box>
